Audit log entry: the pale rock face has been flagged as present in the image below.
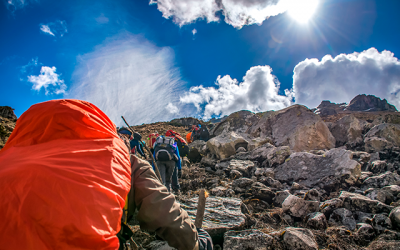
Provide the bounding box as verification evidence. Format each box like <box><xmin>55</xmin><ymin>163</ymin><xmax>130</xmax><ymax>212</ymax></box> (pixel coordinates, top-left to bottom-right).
<box><xmin>389</xmin><ymin>206</ymin><xmax>400</xmax><ymax>230</ymax></box>
<box><xmin>282</xmin><ymin>227</ymin><xmax>319</xmax><ymax>250</ymax></box>
<box><xmin>282</xmin><ymin>195</ymin><xmax>319</xmax><ymax>218</ymax></box>
<box><xmin>274</xmin><ymin>149</ymin><xmax>361</xmax><ymax>189</ymax></box>
<box><xmin>339</xmin><ymin>191</ymin><xmax>394</xmax><ymax>214</ymax></box>
<box><xmin>305</xmin><ymin>212</ymin><xmax>327</xmax><ymax>230</ymax></box>
<box><xmin>223</xmin><ymin>230</ymin><xmax>274</xmax><ymax>250</ymax></box>
<box><xmin>251</xmin><ymin>105</ymin><xmax>335</xmax><ymax>152</ymax></box>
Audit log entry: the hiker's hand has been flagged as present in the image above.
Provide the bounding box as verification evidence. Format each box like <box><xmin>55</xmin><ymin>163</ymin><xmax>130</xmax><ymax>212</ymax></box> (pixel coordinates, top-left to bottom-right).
<box><xmin>178</xmin><ymin>169</ymin><xmax>182</xmax><ymax>178</ymax></box>
<box><xmin>197</xmin><ymin>228</ymin><xmax>213</xmax><ymax>250</ymax></box>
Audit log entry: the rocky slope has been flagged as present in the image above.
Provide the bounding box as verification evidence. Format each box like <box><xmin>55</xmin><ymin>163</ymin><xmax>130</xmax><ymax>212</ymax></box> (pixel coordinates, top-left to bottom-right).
<box><xmin>2</xmin><ymin>95</ymin><xmax>400</xmax><ymax>249</ymax></box>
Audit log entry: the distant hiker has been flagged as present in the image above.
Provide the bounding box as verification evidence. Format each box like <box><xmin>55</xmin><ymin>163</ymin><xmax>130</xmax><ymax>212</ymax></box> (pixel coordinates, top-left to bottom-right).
<box><xmin>186</xmin><ymin>131</ymin><xmax>192</xmax><ymax>144</ymax></box>
<box><xmin>153</xmin><ymin>135</ymin><xmax>181</xmax><ymax>192</ymax></box>
<box><xmin>118</xmin><ymin>129</ymin><xmax>146</xmax><ymax>158</ymax></box>
<box><xmin>130</xmin><ymin>132</ymin><xmax>146</xmax><ymax>158</ymax></box>
<box><xmin>0</xmin><ymin>99</ymin><xmax>212</xmax><ymax>250</ymax></box>
<box><xmin>198</xmin><ymin>125</ymin><xmax>210</xmax><ymax>142</ymax></box>
<box><xmin>147</xmin><ymin>132</ymin><xmax>160</xmax><ymax>153</ymax></box>
<box><xmin>191</xmin><ymin>124</ymin><xmax>200</xmax><ymax>142</ymax></box>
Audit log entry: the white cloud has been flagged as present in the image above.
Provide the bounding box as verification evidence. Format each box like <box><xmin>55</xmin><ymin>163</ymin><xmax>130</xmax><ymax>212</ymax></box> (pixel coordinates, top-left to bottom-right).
<box><xmin>39</xmin><ymin>20</ymin><xmax>68</xmax><ymax>37</ymax></box>
<box><xmin>150</xmin><ymin>0</ymin><xmax>302</xmax><ymax>28</ymax></box>
<box><xmin>180</xmin><ymin>65</ymin><xmax>293</xmax><ymax>119</ymax></box>
<box><xmin>40</xmin><ymin>25</ymin><xmax>54</xmax><ymax>36</ymax></box>
<box><xmin>27</xmin><ymin>66</ymin><xmax>67</xmax><ymax>95</ymax></box>
<box><xmin>167</xmin><ymin>102</ymin><xmax>180</xmax><ymax>114</ymax></box>
<box><xmin>6</xmin><ymin>0</ymin><xmax>37</xmax><ymax>11</ymax></box>
<box><xmin>96</xmin><ymin>13</ymin><xmax>109</xmax><ymax>24</ymax></box>
<box><xmin>192</xmin><ymin>29</ymin><xmax>197</xmax><ymax>35</ymax></box>
<box><xmin>68</xmin><ymin>34</ymin><xmax>185</xmax><ymax>126</ymax></box>
<box><xmin>293</xmin><ymin>48</ymin><xmax>400</xmax><ymax>110</ymax></box>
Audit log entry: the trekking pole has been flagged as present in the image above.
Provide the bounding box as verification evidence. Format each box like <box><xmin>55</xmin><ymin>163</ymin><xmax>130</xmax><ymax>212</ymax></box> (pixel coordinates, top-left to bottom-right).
<box><xmin>194</xmin><ymin>189</ymin><xmax>208</xmax><ymax>228</ymax></box>
<box><xmin>121</xmin><ymin>116</ymin><xmax>163</xmax><ymax>183</ymax></box>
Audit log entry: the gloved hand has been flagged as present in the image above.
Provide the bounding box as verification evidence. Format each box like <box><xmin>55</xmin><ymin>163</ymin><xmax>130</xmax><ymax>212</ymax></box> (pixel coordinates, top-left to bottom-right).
<box><xmin>178</xmin><ymin>169</ymin><xmax>182</xmax><ymax>178</ymax></box>
<box><xmin>197</xmin><ymin>228</ymin><xmax>213</xmax><ymax>250</ymax></box>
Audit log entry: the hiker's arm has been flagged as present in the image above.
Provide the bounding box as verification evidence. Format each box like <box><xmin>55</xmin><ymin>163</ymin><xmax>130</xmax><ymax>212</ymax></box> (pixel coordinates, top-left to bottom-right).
<box><xmin>129</xmin><ymin>156</ymin><xmax>198</xmax><ymax>250</ymax></box>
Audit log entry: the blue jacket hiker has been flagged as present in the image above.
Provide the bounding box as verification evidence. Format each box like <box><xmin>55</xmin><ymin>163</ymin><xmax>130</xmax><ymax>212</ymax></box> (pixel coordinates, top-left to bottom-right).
<box><xmin>152</xmin><ymin>136</ymin><xmax>181</xmax><ymax>192</ymax></box>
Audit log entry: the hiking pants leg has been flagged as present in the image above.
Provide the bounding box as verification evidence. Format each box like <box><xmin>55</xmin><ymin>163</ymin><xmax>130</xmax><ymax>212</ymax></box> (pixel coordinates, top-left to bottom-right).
<box><xmin>171</xmin><ymin>166</ymin><xmax>180</xmax><ymax>191</ymax></box>
<box><xmin>164</xmin><ymin>160</ymin><xmax>175</xmax><ymax>192</ymax></box>
<box><xmin>156</xmin><ymin>161</ymin><xmax>167</xmax><ymax>185</ymax></box>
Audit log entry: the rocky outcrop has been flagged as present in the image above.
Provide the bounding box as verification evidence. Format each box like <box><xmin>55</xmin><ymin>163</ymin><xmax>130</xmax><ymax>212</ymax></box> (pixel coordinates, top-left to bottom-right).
<box><xmin>250</xmin><ymin>105</ymin><xmax>336</xmax><ymax>152</ymax></box>
<box><xmin>169</xmin><ymin>117</ymin><xmax>201</xmax><ymax>127</ymax></box>
<box><xmin>211</xmin><ymin>110</ymin><xmax>260</xmax><ymax>137</ymax></box>
<box><xmin>274</xmin><ymin>149</ymin><xmax>361</xmax><ymax>190</ymax></box>
<box><xmin>0</xmin><ymin>106</ymin><xmax>17</xmax><ymax>120</ymax></box>
<box><xmin>187</xmin><ymin>140</ymin><xmax>207</xmax><ymax>162</ymax></box>
<box><xmin>315</xmin><ymin>100</ymin><xmax>347</xmax><ymax>116</ymax></box>
<box><xmin>346</xmin><ymin>94</ymin><xmax>398</xmax><ymax>112</ymax></box>
<box><xmin>364</xmin><ymin>124</ymin><xmax>400</xmax><ymax>152</ymax></box>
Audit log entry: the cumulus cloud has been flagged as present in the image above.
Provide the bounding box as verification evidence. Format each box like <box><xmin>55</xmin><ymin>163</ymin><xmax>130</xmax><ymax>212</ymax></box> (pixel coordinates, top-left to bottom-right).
<box><xmin>293</xmin><ymin>48</ymin><xmax>400</xmax><ymax>110</ymax></box>
<box><xmin>150</xmin><ymin>0</ymin><xmax>299</xmax><ymax>28</ymax></box>
<box><xmin>27</xmin><ymin>66</ymin><xmax>67</xmax><ymax>95</ymax></box>
<box><xmin>180</xmin><ymin>65</ymin><xmax>293</xmax><ymax>119</ymax></box>
<box><xmin>167</xmin><ymin>102</ymin><xmax>180</xmax><ymax>114</ymax></box>
<box><xmin>39</xmin><ymin>20</ymin><xmax>68</xmax><ymax>37</ymax></box>
<box><xmin>68</xmin><ymin>34</ymin><xmax>184</xmax><ymax>126</ymax></box>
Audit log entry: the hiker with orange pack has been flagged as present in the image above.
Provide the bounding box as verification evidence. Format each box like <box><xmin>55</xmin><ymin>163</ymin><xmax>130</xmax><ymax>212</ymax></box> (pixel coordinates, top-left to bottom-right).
<box><xmin>0</xmin><ymin>99</ymin><xmax>212</xmax><ymax>250</ymax></box>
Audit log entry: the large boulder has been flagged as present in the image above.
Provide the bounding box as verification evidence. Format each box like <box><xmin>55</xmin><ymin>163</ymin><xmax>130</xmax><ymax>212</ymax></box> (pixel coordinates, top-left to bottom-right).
<box><xmin>215</xmin><ymin>160</ymin><xmax>255</xmax><ymax>177</ymax></box>
<box><xmin>274</xmin><ymin>149</ymin><xmax>361</xmax><ymax>190</ymax></box>
<box><xmin>282</xmin><ymin>227</ymin><xmax>318</xmax><ymax>250</ymax></box>
<box><xmin>238</xmin><ymin>143</ymin><xmax>291</xmax><ymax>168</ymax></box>
<box><xmin>282</xmin><ymin>195</ymin><xmax>319</xmax><ymax>218</ymax></box>
<box><xmin>223</xmin><ymin>230</ymin><xmax>274</xmax><ymax>250</ymax></box>
<box><xmin>187</xmin><ymin>140</ymin><xmax>207</xmax><ymax>163</ymax></box>
<box><xmin>339</xmin><ymin>191</ymin><xmax>394</xmax><ymax>214</ymax></box>
<box><xmin>329</xmin><ymin>115</ymin><xmax>366</xmax><ymax>147</ymax></box>
<box><xmin>207</xmin><ymin>132</ymin><xmax>267</xmax><ymax>160</ymax></box>
<box><xmin>364</xmin><ymin>124</ymin><xmax>400</xmax><ymax>153</ymax></box>
<box><xmin>250</xmin><ymin>105</ymin><xmax>335</xmax><ymax>152</ymax></box>
<box><xmin>180</xmin><ymin>197</ymin><xmax>246</xmax><ymax>242</ymax></box>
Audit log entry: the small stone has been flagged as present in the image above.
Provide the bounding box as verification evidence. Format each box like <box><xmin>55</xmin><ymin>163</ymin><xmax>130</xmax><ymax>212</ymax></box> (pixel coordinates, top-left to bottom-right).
<box><xmin>304</xmin><ymin>189</ymin><xmax>321</xmax><ymax>202</ymax></box>
<box><xmin>223</xmin><ymin>230</ymin><xmax>274</xmax><ymax>250</ymax></box>
<box><xmin>305</xmin><ymin>212</ymin><xmax>327</xmax><ymax>230</ymax></box>
<box><xmin>283</xmin><ymin>227</ymin><xmax>318</xmax><ymax>250</ymax></box>
<box><xmin>372</xmin><ymin>214</ymin><xmax>392</xmax><ymax>234</ymax></box>
<box><xmin>329</xmin><ymin>208</ymin><xmax>356</xmax><ymax>231</ymax></box>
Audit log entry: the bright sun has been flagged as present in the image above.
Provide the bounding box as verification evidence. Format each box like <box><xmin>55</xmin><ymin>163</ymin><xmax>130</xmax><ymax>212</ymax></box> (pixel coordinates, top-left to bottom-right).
<box><xmin>288</xmin><ymin>0</ymin><xmax>319</xmax><ymax>24</ymax></box>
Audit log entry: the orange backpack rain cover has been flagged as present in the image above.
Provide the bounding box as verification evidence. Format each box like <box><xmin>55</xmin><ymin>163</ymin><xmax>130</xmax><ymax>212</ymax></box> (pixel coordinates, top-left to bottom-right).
<box><xmin>0</xmin><ymin>99</ymin><xmax>131</xmax><ymax>249</ymax></box>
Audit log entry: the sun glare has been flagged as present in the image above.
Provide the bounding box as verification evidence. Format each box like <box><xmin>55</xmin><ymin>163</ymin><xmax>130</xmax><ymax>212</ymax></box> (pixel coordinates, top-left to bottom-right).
<box><xmin>288</xmin><ymin>0</ymin><xmax>319</xmax><ymax>24</ymax></box>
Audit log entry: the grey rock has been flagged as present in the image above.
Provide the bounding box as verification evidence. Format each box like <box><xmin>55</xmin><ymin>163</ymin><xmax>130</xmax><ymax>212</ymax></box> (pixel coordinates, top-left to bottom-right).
<box><xmin>236</xmin><ymin>147</ymin><xmax>247</xmax><ymax>153</ymax></box>
<box><xmin>364</xmin><ymin>123</ymin><xmax>400</xmax><ymax>153</ymax></box>
<box><xmin>149</xmin><ymin>241</ymin><xmax>176</xmax><ymax>250</ymax></box>
<box><xmin>282</xmin><ymin>227</ymin><xmax>318</xmax><ymax>250</ymax></box>
<box><xmin>305</xmin><ymin>212</ymin><xmax>327</xmax><ymax>230</ymax></box>
<box><xmin>223</xmin><ymin>230</ymin><xmax>274</xmax><ymax>250</ymax></box>
<box><xmin>354</xmin><ymin>211</ymin><xmax>373</xmax><ymax>224</ymax></box>
<box><xmin>230</xmin><ymin>170</ymin><xmax>243</xmax><ymax>180</ymax></box>
<box><xmin>282</xmin><ymin>195</ymin><xmax>319</xmax><ymax>218</ymax></box>
<box><xmin>339</xmin><ymin>191</ymin><xmax>394</xmax><ymax>214</ymax></box>
<box><xmin>304</xmin><ymin>189</ymin><xmax>321</xmax><ymax>202</ymax></box>
<box><xmin>210</xmin><ymin>186</ymin><xmax>229</xmax><ymax>197</ymax></box>
<box><xmin>216</xmin><ymin>159</ymin><xmax>255</xmax><ymax>178</ymax></box>
<box><xmin>232</xmin><ymin>178</ymin><xmax>254</xmax><ymax>193</ymax></box>
<box><xmin>274</xmin><ymin>190</ymin><xmax>291</xmax><ymax>207</ymax></box>
<box><xmin>259</xmin><ymin>176</ymin><xmax>283</xmax><ymax>189</ymax></box>
<box><xmin>251</xmin><ymin>182</ymin><xmax>275</xmax><ymax>203</ymax></box>
<box><xmin>372</xmin><ymin>214</ymin><xmax>392</xmax><ymax>234</ymax></box>
<box><xmin>389</xmin><ymin>206</ymin><xmax>400</xmax><ymax>230</ymax></box>
<box><xmin>180</xmin><ymin>196</ymin><xmax>246</xmax><ymax>240</ymax></box>
<box><xmin>362</xmin><ymin>172</ymin><xmax>400</xmax><ymax>189</ymax></box>
<box><xmin>352</xmin><ymin>151</ymin><xmax>371</xmax><ymax>170</ymax></box>
<box><xmin>370</xmin><ymin>160</ymin><xmax>388</xmax><ymax>174</ymax></box>
<box><xmin>320</xmin><ymin>198</ymin><xmax>343</xmax><ymax>218</ymax></box>
<box><xmin>356</xmin><ymin>223</ymin><xmax>375</xmax><ymax>245</ymax></box>
<box><xmin>346</xmin><ymin>94</ymin><xmax>398</xmax><ymax>112</ymax></box>
<box><xmin>274</xmin><ymin>148</ymin><xmax>361</xmax><ymax>190</ymax></box>
<box><xmin>329</xmin><ymin>208</ymin><xmax>356</xmax><ymax>231</ymax></box>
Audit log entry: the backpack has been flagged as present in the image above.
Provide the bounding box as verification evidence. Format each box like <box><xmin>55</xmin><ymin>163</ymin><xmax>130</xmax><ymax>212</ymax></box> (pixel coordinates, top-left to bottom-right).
<box><xmin>154</xmin><ymin>136</ymin><xmax>178</xmax><ymax>161</ymax></box>
<box><xmin>147</xmin><ymin>133</ymin><xmax>160</xmax><ymax>149</ymax></box>
<box><xmin>199</xmin><ymin>126</ymin><xmax>210</xmax><ymax>141</ymax></box>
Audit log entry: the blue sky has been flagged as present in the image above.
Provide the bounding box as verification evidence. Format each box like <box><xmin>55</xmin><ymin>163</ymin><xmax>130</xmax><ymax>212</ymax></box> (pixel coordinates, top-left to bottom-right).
<box><xmin>1</xmin><ymin>0</ymin><xmax>400</xmax><ymax>125</ymax></box>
